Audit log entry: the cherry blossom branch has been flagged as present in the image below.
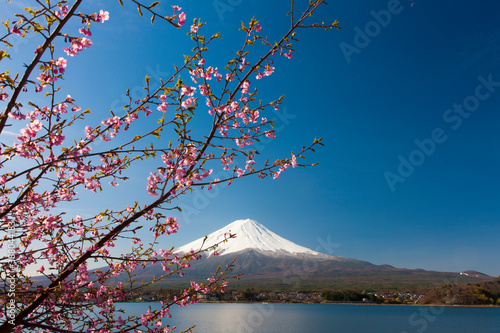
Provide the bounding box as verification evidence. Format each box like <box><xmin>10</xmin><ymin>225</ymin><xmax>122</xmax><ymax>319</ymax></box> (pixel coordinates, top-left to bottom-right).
<box><xmin>0</xmin><ymin>1</ymin><xmax>339</xmax><ymax>331</ymax></box>
<box><xmin>126</xmin><ymin>0</ymin><xmax>184</xmax><ymax>27</ymax></box>
<box><xmin>0</xmin><ymin>0</ymin><xmax>83</xmax><ymax>134</ymax></box>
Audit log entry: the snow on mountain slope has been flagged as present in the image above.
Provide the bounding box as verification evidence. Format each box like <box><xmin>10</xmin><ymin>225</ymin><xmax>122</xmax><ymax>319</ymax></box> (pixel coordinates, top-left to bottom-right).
<box><xmin>175</xmin><ymin>219</ymin><xmax>323</xmax><ymax>257</ymax></box>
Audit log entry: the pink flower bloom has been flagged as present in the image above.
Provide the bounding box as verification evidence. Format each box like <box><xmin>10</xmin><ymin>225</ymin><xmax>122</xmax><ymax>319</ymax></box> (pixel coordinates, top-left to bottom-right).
<box><xmin>236</xmin><ymin>168</ymin><xmax>245</xmax><ymax>177</ymax></box>
<box><xmin>78</xmin><ymin>27</ymin><xmax>92</xmax><ymax>36</ymax></box>
<box><xmin>0</xmin><ymin>92</ymin><xmax>8</xmax><ymax>101</ymax></box>
<box><xmin>63</xmin><ymin>47</ymin><xmax>77</xmax><ymax>57</ymax></box>
<box><xmin>30</xmin><ymin>119</ymin><xmax>43</xmax><ymax>132</ymax></box>
<box><xmin>291</xmin><ymin>154</ymin><xmax>298</xmax><ymax>168</ymax></box>
<box><xmin>264</xmin><ymin>130</ymin><xmax>276</xmax><ymax>139</ymax></box>
<box><xmin>81</xmin><ymin>38</ymin><xmax>93</xmax><ymax>48</ymax></box>
<box><xmin>214</xmin><ymin>68</ymin><xmax>222</xmax><ymax>82</ymax></box>
<box><xmin>280</xmin><ymin>163</ymin><xmax>290</xmax><ymax>172</ymax></box>
<box><xmin>264</xmin><ymin>66</ymin><xmax>275</xmax><ymax>76</ymax></box>
<box><xmin>55</xmin><ymin>5</ymin><xmax>69</xmax><ymax>18</ymax></box>
<box><xmin>178</xmin><ymin>12</ymin><xmax>186</xmax><ymax>27</ymax></box>
<box><xmin>181</xmin><ymin>85</ymin><xmax>196</xmax><ymax>96</ymax></box>
<box><xmin>181</xmin><ymin>97</ymin><xmax>195</xmax><ymax>108</ymax></box>
<box><xmin>37</xmin><ymin>73</ymin><xmax>53</xmax><ymax>84</ymax></box>
<box><xmin>157</xmin><ymin>102</ymin><xmax>168</xmax><ymax>112</ymax></box>
<box><xmin>239</xmin><ymin>58</ymin><xmax>246</xmax><ymax>70</ymax></box>
<box><xmin>254</xmin><ymin>24</ymin><xmax>262</xmax><ymax>32</ymax></box>
<box><xmin>284</xmin><ymin>51</ymin><xmax>293</xmax><ymax>59</ymax></box>
<box><xmin>10</xmin><ymin>25</ymin><xmax>22</xmax><ymax>36</ymax></box>
<box><xmin>190</xmin><ymin>24</ymin><xmax>199</xmax><ymax>33</ymax></box>
<box><xmin>199</xmin><ymin>84</ymin><xmax>209</xmax><ymax>96</ymax></box>
<box><xmin>172</xmin><ymin>5</ymin><xmax>182</xmax><ymax>11</ymax></box>
<box><xmin>49</xmin><ymin>132</ymin><xmax>65</xmax><ymax>146</ymax></box>
<box><xmin>63</xmin><ymin>38</ymin><xmax>92</xmax><ymax>56</ymax></box>
<box><xmin>241</xmin><ymin>80</ymin><xmax>250</xmax><ymax>94</ymax></box>
<box><xmin>97</xmin><ymin>10</ymin><xmax>110</xmax><ymax>23</ymax></box>
<box><xmin>85</xmin><ymin>126</ymin><xmax>95</xmax><ymax>140</ymax></box>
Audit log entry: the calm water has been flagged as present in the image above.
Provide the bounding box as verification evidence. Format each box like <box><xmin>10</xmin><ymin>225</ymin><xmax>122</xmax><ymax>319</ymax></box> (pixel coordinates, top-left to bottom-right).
<box><xmin>118</xmin><ymin>302</ymin><xmax>500</xmax><ymax>333</ymax></box>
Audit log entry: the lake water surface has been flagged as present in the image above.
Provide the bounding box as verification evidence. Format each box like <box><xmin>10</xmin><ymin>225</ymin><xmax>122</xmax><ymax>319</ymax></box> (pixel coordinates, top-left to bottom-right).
<box><xmin>118</xmin><ymin>302</ymin><xmax>500</xmax><ymax>333</ymax></box>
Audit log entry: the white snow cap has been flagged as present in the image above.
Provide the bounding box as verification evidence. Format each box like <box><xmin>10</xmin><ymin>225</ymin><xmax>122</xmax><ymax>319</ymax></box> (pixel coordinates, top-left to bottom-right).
<box><xmin>175</xmin><ymin>218</ymin><xmax>321</xmax><ymax>257</ymax></box>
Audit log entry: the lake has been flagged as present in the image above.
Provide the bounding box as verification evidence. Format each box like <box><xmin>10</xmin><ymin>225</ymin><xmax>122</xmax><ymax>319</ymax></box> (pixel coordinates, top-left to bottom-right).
<box><xmin>117</xmin><ymin>302</ymin><xmax>500</xmax><ymax>332</ymax></box>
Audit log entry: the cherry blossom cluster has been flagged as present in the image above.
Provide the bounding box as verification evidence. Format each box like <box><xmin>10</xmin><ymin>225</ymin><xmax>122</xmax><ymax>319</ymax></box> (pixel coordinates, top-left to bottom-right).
<box><xmin>147</xmin><ymin>144</ymin><xmax>212</xmax><ymax>196</ymax></box>
<box><xmin>172</xmin><ymin>5</ymin><xmax>186</xmax><ymax>27</ymax></box>
<box><xmin>62</xmin><ymin>37</ymin><xmax>93</xmax><ymax>57</ymax></box>
<box><xmin>149</xmin><ymin>216</ymin><xmax>180</xmax><ymax>238</ymax></box>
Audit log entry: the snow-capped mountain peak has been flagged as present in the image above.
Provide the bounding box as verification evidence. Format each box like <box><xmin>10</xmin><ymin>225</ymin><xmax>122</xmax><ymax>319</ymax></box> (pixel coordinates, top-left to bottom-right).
<box><xmin>175</xmin><ymin>219</ymin><xmax>322</xmax><ymax>257</ymax></box>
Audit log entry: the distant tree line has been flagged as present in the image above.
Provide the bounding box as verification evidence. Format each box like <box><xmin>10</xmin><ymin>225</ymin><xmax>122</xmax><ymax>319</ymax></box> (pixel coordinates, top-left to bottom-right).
<box><xmin>421</xmin><ymin>278</ymin><xmax>500</xmax><ymax>305</ymax></box>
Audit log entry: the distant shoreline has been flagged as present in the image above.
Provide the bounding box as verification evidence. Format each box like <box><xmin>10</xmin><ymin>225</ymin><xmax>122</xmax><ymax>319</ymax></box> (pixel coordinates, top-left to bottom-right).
<box><xmin>121</xmin><ymin>300</ymin><xmax>499</xmax><ymax>308</ymax></box>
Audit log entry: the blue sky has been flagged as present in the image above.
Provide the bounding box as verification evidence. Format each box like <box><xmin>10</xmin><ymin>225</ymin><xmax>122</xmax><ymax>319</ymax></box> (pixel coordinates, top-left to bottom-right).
<box><xmin>2</xmin><ymin>0</ymin><xmax>499</xmax><ymax>276</ymax></box>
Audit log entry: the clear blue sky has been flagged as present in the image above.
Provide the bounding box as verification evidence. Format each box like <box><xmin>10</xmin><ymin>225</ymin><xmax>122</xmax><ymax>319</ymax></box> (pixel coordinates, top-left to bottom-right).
<box><xmin>2</xmin><ymin>0</ymin><xmax>499</xmax><ymax>276</ymax></box>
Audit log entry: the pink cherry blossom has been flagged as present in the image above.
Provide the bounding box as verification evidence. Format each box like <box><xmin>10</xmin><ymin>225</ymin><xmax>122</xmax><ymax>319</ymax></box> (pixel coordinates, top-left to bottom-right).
<box><xmin>199</xmin><ymin>84</ymin><xmax>209</xmax><ymax>96</ymax></box>
<box><xmin>157</xmin><ymin>102</ymin><xmax>168</xmax><ymax>112</ymax></box>
<box><xmin>55</xmin><ymin>5</ymin><xmax>69</xmax><ymax>18</ymax></box>
<box><xmin>10</xmin><ymin>25</ymin><xmax>22</xmax><ymax>36</ymax></box>
<box><xmin>97</xmin><ymin>10</ymin><xmax>110</xmax><ymax>23</ymax></box>
<box><xmin>178</xmin><ymin>12</ymin><xmax>186</xmax><ymax>27</ymax></box>
<box><xmin>264</xmin><ymin>130</ymin><xmax>276</xmax><ymax>139</ymax></box>
<box><xmin>49</xmin><ymin>132</ymin><xmax>65</xmax><ymax>146</ymax></box>
<box><xmin>241</xmin><ymin>80</ymin><xmax>250</xmax><ymax>94</ymax></box>
<box><xmin>181</xmin><ymin>97</ymin><xmax>195</xmax><ymax>108</ymax></box>
<box><xmin>236</xmin><ymin>168</ymin><xmax>245</xmax><ymax>177</ymax></box>
<box><xmin>264</xmin><ymin>66</ymin><xmax>275</xmax><ymax>76</ymax></box>
<box><xmin>181</xmin><ymin>85</ymin><xmax>196</xmax><ymax>96</ymax></box>
<box><xmin>79</xmin><ymin>27</ymin><xmax>92</xmax><ymax>36</ymax></box>
<box><xmin>30</xmin><ymin>119</ymin><xmax>43</xmax><ymax>132</ymax></box>
<box><xmin>81</xmin><ymin>38</ymin><xmax>93</xmax><ymax>48</ymax></box>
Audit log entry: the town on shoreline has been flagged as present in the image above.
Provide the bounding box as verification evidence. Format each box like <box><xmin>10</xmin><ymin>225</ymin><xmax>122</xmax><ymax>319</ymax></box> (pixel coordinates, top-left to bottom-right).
<box><xmin>126</xmin><ymin>283</ymin><xmax>500</xmax><ymax>307</ymax></box>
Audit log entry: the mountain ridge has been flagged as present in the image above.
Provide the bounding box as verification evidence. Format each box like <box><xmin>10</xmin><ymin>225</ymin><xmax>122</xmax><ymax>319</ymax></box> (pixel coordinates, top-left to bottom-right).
<box><xmin>158</xmin><ymin>219</ymin><xmax>494</xmax><ymax>290</ymax></box>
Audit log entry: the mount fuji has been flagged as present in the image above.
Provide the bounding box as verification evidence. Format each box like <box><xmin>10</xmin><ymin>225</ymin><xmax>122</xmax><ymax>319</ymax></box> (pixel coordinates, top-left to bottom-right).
<box><xmin>175</xmin><ymin>219</ymin><xmax>334</xmax><ymax>259</ymax></box>
<box><xmin>134</xmin><ymin>219</ymin><xmax>493</xmax><ymax>290</ymax></box>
